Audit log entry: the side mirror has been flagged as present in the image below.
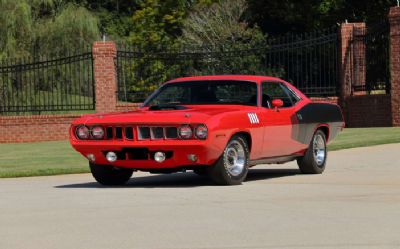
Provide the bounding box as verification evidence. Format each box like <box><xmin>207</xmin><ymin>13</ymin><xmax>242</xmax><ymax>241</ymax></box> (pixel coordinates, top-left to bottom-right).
<box><xmin>272</xmin><ymin>99</ymin><xmax>284</xmax><ymax>108</ymax></box>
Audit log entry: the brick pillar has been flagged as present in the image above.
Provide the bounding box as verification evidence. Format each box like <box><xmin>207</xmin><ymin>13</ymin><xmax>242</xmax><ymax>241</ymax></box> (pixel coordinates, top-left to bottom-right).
<box><xmin>339</xmin><ymin>23</ymin><xmax>353</xmax><ymax>101</ymax></box>
<box><xmin>339</xmin><ymin>23</ymin><xmax>354</xmax><ymax>125</ymax></box>
<box><xmin>352</xmin><ymin>23</ymin><xmax>366</xmax><ymax>94</ymax></box>
<box><xmin>92</xmin><ymin>41</ymin><xmax>117</xmax><ymax>113</ymax></box>
<box><xmin>339</xmin><ymin>23</ymin><xmax>366</xmax><ymax>101</ymax></box>
<box><xmin>389</xmin><ymin>7</ymin><xmax>400</xmax><ymax>126</ymax></box>
<box><xmin>339</xmin><ymin>23</ymin><xmax>354</xmax><ymax>102</ymax></box>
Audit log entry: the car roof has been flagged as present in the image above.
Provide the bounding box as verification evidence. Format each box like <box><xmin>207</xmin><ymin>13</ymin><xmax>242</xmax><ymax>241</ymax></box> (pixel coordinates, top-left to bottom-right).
<box><xmin>166</xmin><ymin>75</ymin><xmax>284</xmax><ymax>84</ymax></box>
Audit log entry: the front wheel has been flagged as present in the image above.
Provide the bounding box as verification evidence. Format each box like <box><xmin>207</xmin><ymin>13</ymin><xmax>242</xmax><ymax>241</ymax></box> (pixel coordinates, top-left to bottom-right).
<box><xmin>89</xmin><ymin>163</ymin><xmax>133</xmax><ymax>186</ymax></box>
<box><xmin>207</xmin><ymin>135</ymin><xmax>249</xmax><ymax>185</ymax></box>
<box><xmin>297</xmin><ymin>129</ymin><xmax>327</xmax><ymax>174</ymax></box>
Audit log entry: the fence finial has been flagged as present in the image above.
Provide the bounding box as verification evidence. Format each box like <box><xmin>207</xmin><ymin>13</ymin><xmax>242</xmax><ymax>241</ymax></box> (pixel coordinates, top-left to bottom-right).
<box><xmin>398</xmin><ymin>0</ymin><xmax>399</xmax><ymax>7</ymax></box>
<box><xmin>102</xmin><ymin>34</ymin><xmax>106</xmax><ymax>42</ymax></box>
<box><xmin>345</xmin><ymin>19</ymin><xmax>348</xmax><ymax>24</ymax></box>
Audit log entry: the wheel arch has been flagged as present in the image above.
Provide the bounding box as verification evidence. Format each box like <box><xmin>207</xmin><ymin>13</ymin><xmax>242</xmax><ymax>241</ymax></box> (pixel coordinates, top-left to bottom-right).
<box><xmin>231</xmin><ymin>131</ymin><xmax>252</xmax><ymax>152</ymax></box>
<box><xmin>316</xmin><ymin>124</ymin><xmax>330</xmax><ymax>142</ymax></box>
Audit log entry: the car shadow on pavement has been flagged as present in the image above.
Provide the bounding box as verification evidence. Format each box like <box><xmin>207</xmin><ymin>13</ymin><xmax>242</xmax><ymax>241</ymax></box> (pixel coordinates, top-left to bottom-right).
<box><xmin>55</xmin><ymin>168</ymin><xmax>300</xmax><ymax>189</ymax></box>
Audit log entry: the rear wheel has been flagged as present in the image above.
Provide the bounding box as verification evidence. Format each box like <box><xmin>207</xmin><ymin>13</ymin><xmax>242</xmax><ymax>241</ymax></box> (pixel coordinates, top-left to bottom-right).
<box><xmin>207</xmin><ymin>135</ymin><xmax>249</xmax><ymax>185</ymax></box>
<box><xmin>297</xmin><ymin>130</ymin><xmax>327</xmax><ymax>174</ymax></box>
<box><xmin>89</xmin><ymin>163</ymin><xmax>133</xmax><ymax>186</ymax></box>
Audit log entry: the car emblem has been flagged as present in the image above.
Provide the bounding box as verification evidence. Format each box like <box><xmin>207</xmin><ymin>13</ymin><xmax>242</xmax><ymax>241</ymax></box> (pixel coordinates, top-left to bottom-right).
<box><xmin>248</xmin><ymin>113</ymin><xmax>259</xmax><ymax>124</ymax></box>
<box><xmin>184</xmin><ymin>113</ymin><xmax>191</xmax><ymax>118</ymax></box>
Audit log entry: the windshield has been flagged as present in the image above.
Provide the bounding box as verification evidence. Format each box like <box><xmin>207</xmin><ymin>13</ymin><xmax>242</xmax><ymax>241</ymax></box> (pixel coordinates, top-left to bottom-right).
<box><xmin>144</xmin><ymin>80</ymin><xmax>258</xmax><ymax>107</ymax></box>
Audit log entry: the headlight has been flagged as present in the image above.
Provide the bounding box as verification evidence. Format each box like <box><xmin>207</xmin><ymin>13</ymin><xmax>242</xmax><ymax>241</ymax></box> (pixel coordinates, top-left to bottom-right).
<box><xmin>91</xmin><ymin>126</ymin><xmax>104</xmax><ymax>140</ymax></box>
<box><xmin>195</xmin><ymin>124</ymin><xmax>208</xmax><ymax>139</ymax></box>
<box><xmin>178</xmin><ymin>125</ymin><xmax>193</xmax><ymax>139</ymax></box>
<box><xmin>75</xmin><ymin>125</ymin><xmax>89</xmax><ymax>140</ymax></box>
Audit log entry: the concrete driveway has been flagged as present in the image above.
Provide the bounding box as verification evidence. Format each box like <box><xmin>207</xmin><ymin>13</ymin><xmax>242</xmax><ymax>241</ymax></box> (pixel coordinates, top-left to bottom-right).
<box><xmin>1</xmin><ymin>144</ymin><xmax>400</xmax><ymax>249</ymax></box>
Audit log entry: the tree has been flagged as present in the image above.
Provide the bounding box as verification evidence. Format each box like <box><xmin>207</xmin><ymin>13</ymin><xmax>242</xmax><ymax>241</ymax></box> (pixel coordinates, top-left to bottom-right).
<box><xmin>72</xmin><ymin>0</ymin><xmax>139</xmax><ymax>40</ymax></box>
<box><xmin>177</xmin><ymin>0</ymin><xmax>268</xmax><ymax>76</ymax></box>
<box><xmin>0</xmin><ymin>0</ymin><xmax>100</xmax><ymax>60</ymax></box>
<box><xmin>125</xmin><ymin>0</ymin><xmax>195</xmax><ymax>48</ymax></box>
<box><xmin>181</xmin><ymin>0</ymin><xmax>265</xmax><ymax>49</ymax></box>
<box><xmin>247</xmin><ymin>0</ymin><xmax>394</xmax><ymax>34</ymax></box>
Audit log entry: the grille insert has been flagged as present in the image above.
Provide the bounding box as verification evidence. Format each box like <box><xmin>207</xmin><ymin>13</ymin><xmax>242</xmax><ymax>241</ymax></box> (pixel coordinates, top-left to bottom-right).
<box><xmin>138</xmin><ymin>126</ymin><xmax>178</xmax><ymax>140</ymax></box>
<box><xmin>106</xmin><ymin>127</ymin><xmax>113</xmax><ymax>139</ymax></box>
<box><xmin>165</xmin><ymin>127</ymin><xmax>178</xmax><ymax>139</ymax></box>
<box><xmin>138</xmin><ymin>127</ymin><xmax>151</xmax><ymax>140</ymax></box>
<box><xmin>115</xmin><ymin>127</ymin><xmax>123</xmax><ymax>139</ymax></box>
<box><xmin>125</xmin><ymin>127</ymin><xmax>134</xmax><ymax>140</ymax></box>
<box><xmin>103</xmin><ymin>126</ymin><xmax>179</xmax><ymax>140</ymax></box>
<box><xmin>151</xmin><ymin>127</ymin><xmax>164</xmax><ymax>139</ymax></box>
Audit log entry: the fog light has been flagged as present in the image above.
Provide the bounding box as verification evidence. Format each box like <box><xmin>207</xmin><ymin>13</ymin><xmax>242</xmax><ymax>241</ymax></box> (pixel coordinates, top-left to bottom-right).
<box><xmin>188</xmin><ymin>154</ymin><xmax>198</xmax><ymax>162</ymax></box>
<box><xmin>106</xmin><ymin>152</ymin><xmax>117</xmax><ymax>163</ymax></box>
<box><xmin>86</xmin><ymin>154</ymin><xmax>96</xmax><ymax>162</ymax></box>
<box><xmin>154</xmin><ymin>151</ymin><xmax>166</xmax><ymax>163</ymax></box>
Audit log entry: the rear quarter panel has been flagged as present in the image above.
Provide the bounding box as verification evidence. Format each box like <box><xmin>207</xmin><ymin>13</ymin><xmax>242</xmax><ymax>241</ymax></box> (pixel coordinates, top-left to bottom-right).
<box><xmin>293</xmin><ymin>102</ymin><xmax>344</xmax><ymax>144</ymax></box>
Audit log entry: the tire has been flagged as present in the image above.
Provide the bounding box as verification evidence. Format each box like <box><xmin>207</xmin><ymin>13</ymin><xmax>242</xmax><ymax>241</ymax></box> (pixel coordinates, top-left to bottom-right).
<box><xmin>89</xmin><ymin>163</ymin><xmax>133</xmax><ymax>186</ymax></box>
<box><xmin>207</xmin><ymin>135</ymin><xmax>249</xmax><ymax>185</ymax></box>
<box><xmin>297</xmin><ymin>129</ymin><xmax>327</xmax><ymax>174</ymax></box>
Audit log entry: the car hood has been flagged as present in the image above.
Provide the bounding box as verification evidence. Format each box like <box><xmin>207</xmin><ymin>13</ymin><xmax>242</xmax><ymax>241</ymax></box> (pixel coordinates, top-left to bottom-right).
<box><xmin>74</xmin><ymin>105</ymin><xmax>256</xmax><ymax>125</ymax></box>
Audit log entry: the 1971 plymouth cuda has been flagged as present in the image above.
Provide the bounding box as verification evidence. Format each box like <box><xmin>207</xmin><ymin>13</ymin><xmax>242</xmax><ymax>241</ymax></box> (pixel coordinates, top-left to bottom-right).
<box><xmin>70</xmin><ymin>75</ymin><xmax>344</xmax><ymax>185</ymax></box>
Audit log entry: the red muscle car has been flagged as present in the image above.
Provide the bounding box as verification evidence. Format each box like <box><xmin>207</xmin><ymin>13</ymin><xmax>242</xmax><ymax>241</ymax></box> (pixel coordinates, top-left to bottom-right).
<box><xmin>70</xmin><ymin>75</ymin><xmax>344</xmax><ymax>185</ymax></box>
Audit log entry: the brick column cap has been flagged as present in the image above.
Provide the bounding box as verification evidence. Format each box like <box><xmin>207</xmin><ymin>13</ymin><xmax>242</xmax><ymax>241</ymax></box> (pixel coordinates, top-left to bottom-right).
<box><xmin>389</xmin><ymin>6</ymin><xmax>400</xmax><ymax>22</ymax></box>
<box><xmin>92</xmin><ymin>41</ymin><xmax>116</xmax><ymax>58</ymax></box>
<box><xmin>389</xmin><ymin>6</ymin><xmax>400</xmax><ymax>18</ymax></box>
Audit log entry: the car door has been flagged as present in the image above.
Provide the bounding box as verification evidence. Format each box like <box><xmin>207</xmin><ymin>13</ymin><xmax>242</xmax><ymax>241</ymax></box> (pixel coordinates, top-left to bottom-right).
<box><xmin>259</xmin><ymin>82</ymin><xmax>300</xmax><ymax>158</ymax></box>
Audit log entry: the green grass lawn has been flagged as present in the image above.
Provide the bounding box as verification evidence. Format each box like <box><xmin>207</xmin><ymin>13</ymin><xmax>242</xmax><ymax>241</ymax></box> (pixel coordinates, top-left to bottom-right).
<box><xmin>0</xmin><ymin>127</ymin><xmax>399</xmax><ymax>178</ymax></box>
<box><xmin>0</xmin><ymin>141</ymin><xmax>88</xmax><ymax>178</ymax></box>
<box><xmin>328</xmin><ymin>127</ymin><xmax>400</xmax><ymax>151</ymax></box>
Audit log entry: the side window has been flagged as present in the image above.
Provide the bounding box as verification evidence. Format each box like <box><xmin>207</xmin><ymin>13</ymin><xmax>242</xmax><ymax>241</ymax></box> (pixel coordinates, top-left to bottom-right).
<box><xmin>262</xmin><ymin>82</ymin><xmax>294</xmax><ymax>108</ymax></box>
<box><xmin>281</xmin><ymin>84</ymin><xmax>300</xmax><ymax>105</ymax></box>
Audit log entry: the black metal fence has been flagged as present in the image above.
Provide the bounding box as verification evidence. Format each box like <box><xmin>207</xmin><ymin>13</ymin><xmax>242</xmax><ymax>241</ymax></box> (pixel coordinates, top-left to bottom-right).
<box><xmin>3</xmin><ymin>22</ymin><xmax>390</xmax><ymax>114</ymax></box>
<box><xmin>352</xmin><ymin>21</ymin><xmax>390</xmax><ymax>94</ymax></box>
<box><xmin>117</xmin><ymin>27</ymin><xmax>339</xmax><ymax>103</ymax></box>
<box><xmin>0</xmin><ymin>50</ymin><xmax>95</xmax><ymax>114</ymax></box>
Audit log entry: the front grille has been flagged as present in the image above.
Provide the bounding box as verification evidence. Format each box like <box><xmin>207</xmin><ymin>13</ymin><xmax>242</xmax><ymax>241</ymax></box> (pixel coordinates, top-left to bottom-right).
<box><xmin>104</xmin><ymin>126</ymin><xmax>178</xmax><ymax>140</ymax></box>
<box><xmin>138</xmin><ymin>126</ymin><xmax>178</xmax><ymax>140</ymax></box>
<box><xmin>106</xmin><ymin>126</ymin><xmax>133</xmax><ymax>140</ymax></box>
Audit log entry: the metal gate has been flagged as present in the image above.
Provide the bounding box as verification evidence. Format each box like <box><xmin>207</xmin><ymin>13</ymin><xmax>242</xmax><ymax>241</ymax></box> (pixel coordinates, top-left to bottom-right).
<box><xmin>0</xmin><ymin>52</ymin><xmax>95</xmax><ymax>114</ymax></box>
<box><xmin>352</xmin><ymin>21</ymin><xmax>390</xmax><ymax>94</ymax></box>
<box><xmin>117</xmin><ymin>27</ymin><xmax>339</xmax><ymax>103</ymax></box>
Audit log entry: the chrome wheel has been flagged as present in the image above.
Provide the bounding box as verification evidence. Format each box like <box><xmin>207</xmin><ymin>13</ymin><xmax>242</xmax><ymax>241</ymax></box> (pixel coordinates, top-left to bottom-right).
<box><xmin>313</xmin><ymin>133</ymin><xmax>326</xmax><ymax>166</ymax></box>
<box><xmin>224</xmin><ymin>140</ymin><xmax>246</xmax><ymax>176</ymax></box>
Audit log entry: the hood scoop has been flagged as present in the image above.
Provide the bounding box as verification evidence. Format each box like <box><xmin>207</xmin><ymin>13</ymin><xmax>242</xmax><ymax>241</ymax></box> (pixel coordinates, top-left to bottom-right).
<box><xmin>148</xmin><ymin>104</ymin><xmax>189</xmax><ymax>111</ymax></box>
